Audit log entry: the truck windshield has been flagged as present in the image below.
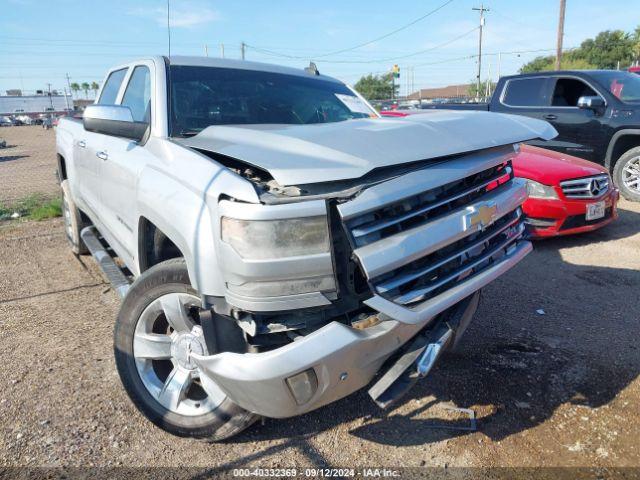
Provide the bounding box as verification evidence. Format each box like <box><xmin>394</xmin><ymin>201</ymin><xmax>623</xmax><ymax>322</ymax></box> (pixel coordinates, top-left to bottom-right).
<box><xmin>169</xmin><ymin>66</ymin><xmax>374</xmax><ymax>137</ymax></box>
<box><xmin>590</xmin><ymin>71</ymin><xmax>640</xmax><ymax>104</ymax></box>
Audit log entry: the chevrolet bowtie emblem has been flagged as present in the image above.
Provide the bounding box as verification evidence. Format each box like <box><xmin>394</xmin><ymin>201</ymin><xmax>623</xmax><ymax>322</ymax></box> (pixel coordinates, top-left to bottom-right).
<box><xmin>467</xmin><ymin>203</ymin><xmax>498</xmax><ymax>230</ymax></box>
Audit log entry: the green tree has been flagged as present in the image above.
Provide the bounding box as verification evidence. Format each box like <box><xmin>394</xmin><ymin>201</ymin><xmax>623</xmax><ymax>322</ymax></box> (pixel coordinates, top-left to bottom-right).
<box><xmin>70</xmin><ymin>82</ymin><xmax>80</xmax><ymax>99</ymax></box>
<box><xmin>579</xmin><ymin>30</ymin><xmax>634</xmax><ymax>69</ymax></box>
<box><xmin>520</xmin><ymin>26</ymin><xmax>637</xmax><ymax>72</ymax></box>
<box><xmin>91</xmin><ymin>81</ymin><xmax>100</xmax><ymax>98</ymax></box>
<box><xmin>81</xmin><ymin>82</ymin><xmax>90</xmax><ymax>99</ymax></box>
<box><xmin>468</xmin><ymin>79</ymin><xmax>497</xmax><ymax>99</ymax></box>
<box><xmin>520</xmin><ymin>54</ymin><xmax>595</xmax><ymax>73</ymax></box>
<box><xmin>633</xmin><ymin>26</ymin><xmax>640</xmax><ymax>62</ymax></box>
<box><xmin>354</xmin><ymin>73</ymin><xmax>398</xmax><ymax>101</ymax></box>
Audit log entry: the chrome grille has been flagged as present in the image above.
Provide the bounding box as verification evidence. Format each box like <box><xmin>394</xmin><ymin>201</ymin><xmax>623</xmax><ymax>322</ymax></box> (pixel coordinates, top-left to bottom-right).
<box><xmin>338</xmin><ymin>147</ymin><xmax>528</xmax><ymax>309</ymax></box>
<box><xmin>373</xmin><ymin>208</ymin><xmax>524</xmax><ymax>306</ymax></box>
<box><xmin>346</xmin><ymin>161</ymin><xmax>513</xmax><ymax>248</ymax></box>
<box><xmin>560</xmin><ymin>174</ymin><xmax>609</xmax><ymax>198</ymax></box>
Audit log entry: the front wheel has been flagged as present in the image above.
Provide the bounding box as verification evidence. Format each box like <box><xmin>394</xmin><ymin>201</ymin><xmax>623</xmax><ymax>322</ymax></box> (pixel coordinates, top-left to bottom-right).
<box><xmin>613</xmin><ymin>147</ymin><xmax>640</xmax><ymax>202</ymax></box>
<box><xmin>114</xmin><ymin>258</ymin><xmax>258</xmax><ymax>441</ymax></box>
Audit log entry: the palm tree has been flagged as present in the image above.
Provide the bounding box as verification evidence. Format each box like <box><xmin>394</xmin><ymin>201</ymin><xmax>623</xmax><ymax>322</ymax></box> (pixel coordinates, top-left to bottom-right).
<box><xmin>81</xmin><ymin>82</ymin><xmax>90</xmax><ymax>100</ymax></box>
<box><xmin>70</xmin><ymin>82</ymin><xmax>80</xmax><ymax>99</ymax></box>
<box><xmin>91</xmin><ymin>81</ymin><xmax>100</xmax><ymax>99</ymax></box>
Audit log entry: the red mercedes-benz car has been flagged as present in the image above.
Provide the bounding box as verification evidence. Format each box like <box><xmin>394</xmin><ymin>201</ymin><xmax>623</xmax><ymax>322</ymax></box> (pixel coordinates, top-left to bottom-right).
<box><xmin>514</xmin><ymin>145</ymin><xmax>619</xmax><ymax>238</ymax></box>
<box><xmin>379</xmin><ymin>110</ymin><xmax>619</xmax><ymax>238</ymax></box>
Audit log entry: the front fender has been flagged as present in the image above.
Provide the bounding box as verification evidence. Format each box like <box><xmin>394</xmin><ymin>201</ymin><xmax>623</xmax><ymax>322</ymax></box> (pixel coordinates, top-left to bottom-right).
<box><xmin>136</xmin><ymin>140</ymin><xmax>260</xmax><ymax>296</ymax></box>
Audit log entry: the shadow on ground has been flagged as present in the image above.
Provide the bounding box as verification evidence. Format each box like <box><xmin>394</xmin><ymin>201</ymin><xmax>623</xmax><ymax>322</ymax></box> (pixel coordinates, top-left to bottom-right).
<box><xmin>0</xmin><ymin>154</ymin><xmax>28</xmax><ymax>163</ymax></box>
<box><xmin>229</xmin><ymin>205</ymin><xmax>640</xmax><ymax>449</ymax></box>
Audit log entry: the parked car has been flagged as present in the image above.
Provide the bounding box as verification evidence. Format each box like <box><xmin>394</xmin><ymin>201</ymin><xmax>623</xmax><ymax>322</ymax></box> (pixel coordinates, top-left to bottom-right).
<box><xmin>56</xmin><ymin>56</ymin><xmax>555</xmax><ymax>441</ymax></box>
<box><xmin>423</xmin><ymin>70</ymin><xmax>640</xmax><ymax>202</ymax></box>
<box><xmin>514</xmin><ymin>145</ymin><xmax>619</xmax><ymax>238</ymax></box>
<box><xmin>0</xmin><ymin>116</ymin><xmax>12</xmax><ymax>127</ymax></box>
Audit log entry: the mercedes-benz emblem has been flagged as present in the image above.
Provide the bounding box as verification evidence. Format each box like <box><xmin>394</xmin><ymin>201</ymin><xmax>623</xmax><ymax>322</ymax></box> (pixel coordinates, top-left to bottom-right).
<box><xmin>590</xmin><ymin>178</ymin><xmax>603</xmax><ymax>196</ymax></box>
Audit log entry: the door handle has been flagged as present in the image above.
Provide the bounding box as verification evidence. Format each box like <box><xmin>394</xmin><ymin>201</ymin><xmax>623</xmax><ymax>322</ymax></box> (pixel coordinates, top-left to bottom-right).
<box><xmin>96</xmin><ymin>151</ymin><xmax>109</xmax><ymax>161</ymax></box>
<box><xmin>77</xmin><ymin>140</ymin><xmax>86</xmax><ymax>148</ymax></box>
<box><xmin>543</xmin><ymin>114</ymin><xmax>557</xmax><ymax>120</ymax></box>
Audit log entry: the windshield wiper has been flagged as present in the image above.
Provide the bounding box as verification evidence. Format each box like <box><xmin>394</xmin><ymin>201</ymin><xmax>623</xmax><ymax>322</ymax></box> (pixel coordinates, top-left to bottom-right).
<box><xmin>178</xmin><ymin>129</ymin><xmax>202</xmax><ymax>138</ymax></box>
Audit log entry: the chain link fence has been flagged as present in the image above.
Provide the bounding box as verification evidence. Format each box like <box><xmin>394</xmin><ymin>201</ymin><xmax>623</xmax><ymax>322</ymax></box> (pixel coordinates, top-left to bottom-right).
<box><xmin>0</xmin><ymin>125</ymin><xmax>60</xmax><ymax>221</ymax></box>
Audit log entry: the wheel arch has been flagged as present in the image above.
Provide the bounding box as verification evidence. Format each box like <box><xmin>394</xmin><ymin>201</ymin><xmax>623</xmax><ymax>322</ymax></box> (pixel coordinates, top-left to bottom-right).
<box><xmin>137</xmin><ymin>216</ymin><xmax>184</xmax><ymax>274</ymax></box>
<box><xmin>57</xmin><ymin>153</ymin><xmax>67</xmax><ymax>182</ymax></box>
<box><xmin>605</xmin><ymin>129</ymin><xmax>640</xmax><ymax>171</ymax></box>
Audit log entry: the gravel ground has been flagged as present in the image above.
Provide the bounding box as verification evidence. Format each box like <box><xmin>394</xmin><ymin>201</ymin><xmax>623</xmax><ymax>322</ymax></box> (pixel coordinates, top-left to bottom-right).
<box><xmin>0</xmin><ymin>126</ymin><xmax>57</xmax><ymax>204</ymax></box>
<box><xmin>0</xmin><ymin>200</ymin><xmax>639</xmax><ymax>476</ymax></box>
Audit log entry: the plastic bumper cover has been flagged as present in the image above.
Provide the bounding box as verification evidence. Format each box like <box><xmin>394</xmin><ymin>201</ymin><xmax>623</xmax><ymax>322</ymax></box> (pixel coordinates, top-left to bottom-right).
<box><xmin>191</xmin><ymin>239</ymin><xmax>531</xmax><ymax>418</ymax></box>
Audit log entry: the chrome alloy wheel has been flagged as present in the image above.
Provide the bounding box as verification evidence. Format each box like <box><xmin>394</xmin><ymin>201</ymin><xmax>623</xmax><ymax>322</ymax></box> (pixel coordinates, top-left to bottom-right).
<box><xmin>133</xmin><ymin>292</ymin><xmax>225</xmax><ymax>416</ymax></box>
<box><xmin>622</xmin><ymin>156</ymin><xmax>640</xmax><ymax>192</ymax></box>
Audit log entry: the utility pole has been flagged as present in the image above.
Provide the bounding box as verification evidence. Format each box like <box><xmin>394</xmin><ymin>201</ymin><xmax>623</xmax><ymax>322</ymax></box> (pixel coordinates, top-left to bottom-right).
<box><xmin>65</xmin><ymin>73</ymin><xmax>73</xmax><ymax>110</ymax></box>
<box><xmin>63</xmin><ymin>87</ymin><xmax>70</xmax><ymax>110</ymax></box>
<box><xmin>555</xmin><ymin>0</ymin><xmax>566</xmax><ymax>70</ymax></box>
<box><xmin>241</xmin><ymin>42</ymin><xmax>246</xmax><ymax>60</ymax></box>
<box><xmin>220</xmin><ymin>43</ymin><xmax>225</xmax><ymax>58</ymax></box>
<box><xmin>47</xmin><ymin>83</ymin><xmax>54</xmax><ymax>110</ymax></box>
<box><xmin>472</xmin><ymin>4</ymin><xmax>489</xmax><ymax>99</ymax></box>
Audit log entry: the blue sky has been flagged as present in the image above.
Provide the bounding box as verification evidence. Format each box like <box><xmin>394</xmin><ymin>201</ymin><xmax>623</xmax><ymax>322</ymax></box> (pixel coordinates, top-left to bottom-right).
<box><xmin>1</xmin><ymin>0</ymin><xmax>638</xmax><ymax>96</ymax></box>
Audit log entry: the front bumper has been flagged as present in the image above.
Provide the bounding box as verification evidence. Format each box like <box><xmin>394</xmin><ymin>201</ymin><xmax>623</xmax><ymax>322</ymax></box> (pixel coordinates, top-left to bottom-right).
<box><xmin>523</xmin><ymin>188</ymin><xmax>619</xmax><ymax>238</ymax></box>
<box><xmin>191</xmin><ymin>240</ymin><xmax>531</xmax><ymax>418</ymax></box>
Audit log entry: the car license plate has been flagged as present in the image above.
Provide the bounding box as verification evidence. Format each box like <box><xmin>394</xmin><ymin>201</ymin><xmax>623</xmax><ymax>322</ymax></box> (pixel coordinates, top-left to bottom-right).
<box><xmin>586</xmin><ymin>201</ymin><xmax>605</xmax><ymax>221</ymax></box>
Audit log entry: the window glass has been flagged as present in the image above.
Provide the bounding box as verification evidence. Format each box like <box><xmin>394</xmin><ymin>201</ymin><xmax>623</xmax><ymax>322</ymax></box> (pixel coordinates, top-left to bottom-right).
<box><xmin>98</xmin><ymin>68</ymin><xmax>127</xmax><ymax>105</ymax></box>
<box><xmin>551</xmin><ymin>78</ymin><xmax>597</xmax><ymax>106</ymax></box>
<box><xmin>502</xmin><ymin>78</ymin><xmax>549</xmax><ymax>106</ymax></box>
<box><xmin>168</xmin><ymin>66</ymin><xmax>374</xmax><ymax>136</ymax></box>
<box><xmin>121</xmin><ymin>66</ymin><xmax>151</xmax><ymax>122</ymax></box>
<box><xmin>590</xmin><ymin>71</ymin><xmax>640</xmax><ymax>103</ymax></box>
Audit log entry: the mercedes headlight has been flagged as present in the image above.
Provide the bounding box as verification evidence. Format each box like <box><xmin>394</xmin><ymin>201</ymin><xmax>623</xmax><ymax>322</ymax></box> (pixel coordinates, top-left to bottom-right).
<box><xmin>526</xmin><ymin>180</ymin><xmax>558</xmax><ymax>199</ymax></box>
<box><xmin>221</xmin><ymin>216</ymin><xmax>330</xmax><ymax>260</ymax></box>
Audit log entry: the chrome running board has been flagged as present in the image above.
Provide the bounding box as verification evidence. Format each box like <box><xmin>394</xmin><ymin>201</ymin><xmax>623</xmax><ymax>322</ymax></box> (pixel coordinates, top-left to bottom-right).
<box><xmin>80</xmin><ymin>226</ymin><xmax>130</xmax><ymax>299</ymax></box>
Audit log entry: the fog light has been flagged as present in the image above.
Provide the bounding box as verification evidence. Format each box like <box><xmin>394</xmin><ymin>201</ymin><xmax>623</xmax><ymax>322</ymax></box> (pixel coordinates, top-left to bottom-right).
<box><xmin>286</xmin><ymin>368</ymin><xmax>318</xmax><ymax>405</ymax></box>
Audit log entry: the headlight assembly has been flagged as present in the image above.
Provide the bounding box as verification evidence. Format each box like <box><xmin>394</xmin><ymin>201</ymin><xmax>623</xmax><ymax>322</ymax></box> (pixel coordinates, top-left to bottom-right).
<box><xmin>526</xmin><ymin>179</ymin><xmax>558</xmax><ymax>199</ymax></box>
<box><xmin>221</xmin><ymin>216</ymin><xmax>330</xmax><ymax>260</ymax></box>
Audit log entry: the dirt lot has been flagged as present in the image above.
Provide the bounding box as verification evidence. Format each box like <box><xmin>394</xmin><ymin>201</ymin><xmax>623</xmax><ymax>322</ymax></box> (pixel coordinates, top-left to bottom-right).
<box><xmin>0</xmin><ymin>128</ymin><xmax>639</xmax><ymax>476</ymax></box>
<box><xmin>0</xmin><ymin>126</ymin><xmax>57</xmax><ymax>204</ymax></box>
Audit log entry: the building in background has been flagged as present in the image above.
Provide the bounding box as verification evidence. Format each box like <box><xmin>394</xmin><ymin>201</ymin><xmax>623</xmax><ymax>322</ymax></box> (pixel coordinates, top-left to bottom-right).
<box><xmin>0</xmin><ymin>91</ymin><xmax>73</xmax><ymax>117</ymax></box>
<box><xmin>407</xmin><ymin>83</ymin><xmax>472</xmax><ymax>102</ymax></box>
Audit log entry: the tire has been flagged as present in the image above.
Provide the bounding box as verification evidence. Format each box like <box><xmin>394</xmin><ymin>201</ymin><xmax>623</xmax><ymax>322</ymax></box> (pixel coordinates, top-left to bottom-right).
<box><xmin>114</xmin><ymin>258</ymin><xmax>258</xmax><ymax>441</ymax></box>
<box><xmin>61</xmin><ymin>179</ymin><xmax>89</xmax><ymax>255</ymax></box>
<box><xmin>613</xmin><ymin>147</ymin><xmax>640</xmax><ymax>202</ymax></box>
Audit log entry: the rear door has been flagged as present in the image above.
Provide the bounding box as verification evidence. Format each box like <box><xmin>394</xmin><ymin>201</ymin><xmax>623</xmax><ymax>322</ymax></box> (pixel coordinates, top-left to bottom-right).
<box><xmin>75</xmin><ymin>67</ymin><xmax>128</xmax><ymax>216</ymax></box>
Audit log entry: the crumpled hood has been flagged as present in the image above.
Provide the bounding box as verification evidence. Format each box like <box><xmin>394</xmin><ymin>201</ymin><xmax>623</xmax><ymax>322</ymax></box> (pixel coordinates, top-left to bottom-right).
<box><xmin>513</xmin><ymin>144</ymin><xmax>607</xmax><ymax>184</ymax></box>
<box><xmin>179</xmin><ymin>110</ymin><xmax>557</xmax><ymax>186</ymax></box>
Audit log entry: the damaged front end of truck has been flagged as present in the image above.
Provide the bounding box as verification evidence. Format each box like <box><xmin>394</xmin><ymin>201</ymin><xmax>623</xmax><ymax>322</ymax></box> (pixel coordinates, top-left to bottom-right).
<box><xmin>172</xmin><ymin>113</ymin><xmax>555</xmax><ymax>418</ymax></box>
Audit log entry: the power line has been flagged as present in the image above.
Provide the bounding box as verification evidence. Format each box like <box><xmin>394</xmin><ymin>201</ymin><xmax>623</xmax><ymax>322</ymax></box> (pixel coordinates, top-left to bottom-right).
<box><xmin>248</xmin><ymin>26</ymin><xmax>478</xmax><ymax>65</ymax></box>
<box><xmin>247</xmin><ymin>0</ymin><xmax>455</xmax><ymax>60</ymax></box>
<box><xmin>316</xmin><ymin>0</ymin><xmax>456</xmax><ymax>57</ymax></box>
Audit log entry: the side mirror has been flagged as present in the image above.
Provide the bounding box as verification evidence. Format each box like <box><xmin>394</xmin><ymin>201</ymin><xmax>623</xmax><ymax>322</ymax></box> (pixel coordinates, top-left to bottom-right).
<box><xmin>83</xmin><ymin>104</ymin><xmax>148</xmax><ymax>142</ymax></box>
<box><xmin>577</xmin><ymin>96</ymin><xmax>605</xmax><ymax>111</ymax></box>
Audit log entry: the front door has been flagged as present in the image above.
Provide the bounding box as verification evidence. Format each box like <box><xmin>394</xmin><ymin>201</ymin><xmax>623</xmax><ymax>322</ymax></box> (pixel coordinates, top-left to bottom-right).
<box><xmin>542</xmin><ymin>77</ymin><xmax>608</xmax><ymax>163</ymax></box>
<box><xmin>99</xmin><ymin>64</ymin><xmax>153</xmax><ymax>266</ymax></box>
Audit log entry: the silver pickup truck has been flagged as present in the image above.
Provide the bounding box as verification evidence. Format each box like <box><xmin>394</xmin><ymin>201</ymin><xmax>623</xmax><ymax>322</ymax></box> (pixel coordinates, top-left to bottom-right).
<box><xmin>56</xmin><ymin>56</ymin><xmax>555</xmax><ymax>441</ymax></box>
